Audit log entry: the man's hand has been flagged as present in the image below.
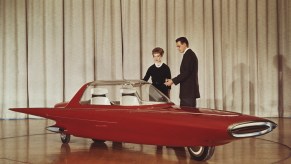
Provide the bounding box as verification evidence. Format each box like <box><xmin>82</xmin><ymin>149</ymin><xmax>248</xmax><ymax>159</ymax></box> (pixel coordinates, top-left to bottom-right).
<box><xmin>164</xmin><ymin>79</ymin><xmax>173</xmax><ymax>86</ymax></box>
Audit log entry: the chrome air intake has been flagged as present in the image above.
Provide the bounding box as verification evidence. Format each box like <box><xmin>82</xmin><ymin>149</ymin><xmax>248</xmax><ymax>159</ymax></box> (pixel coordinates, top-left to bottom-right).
<box><xmin>46</xmin><ymin>126</ymin><xmax>62</xmax><ymax>133</ymax></box>
<box><xmin>229</xmin><ymin>121</ymin><xmax>277</xmax><ymax>138</ymax></box>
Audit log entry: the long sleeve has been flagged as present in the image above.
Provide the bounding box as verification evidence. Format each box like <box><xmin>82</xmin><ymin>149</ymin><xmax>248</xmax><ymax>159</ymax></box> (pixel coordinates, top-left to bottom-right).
<box><xmin>172</xmin><ymin>51</ymin><xmax>194</xmax><ymax>85</ymax></box>
<box><xmin>164</xmin><ymin>65</ymin><xmax>172</xmax><ymax>89</ymax></box>
<box><xmin>143</xmin><ymin>67</ymin><xmax>151</xmax><ymax>81</ymax></box>
<box><xmin>165</xmin><ymin>65</ymin><xmax>171</xmax><ymax>79</ymax></box>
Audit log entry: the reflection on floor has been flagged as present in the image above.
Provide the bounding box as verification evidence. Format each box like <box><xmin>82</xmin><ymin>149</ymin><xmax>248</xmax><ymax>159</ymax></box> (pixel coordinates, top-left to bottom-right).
<box><xmin>0</xmin><ymin>118</ymin><xmax>290</xmax><ymax>164</ymax></box>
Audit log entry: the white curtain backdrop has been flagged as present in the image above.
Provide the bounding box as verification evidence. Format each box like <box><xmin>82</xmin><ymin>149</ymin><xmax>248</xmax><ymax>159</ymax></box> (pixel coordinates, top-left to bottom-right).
<box><xmin>0</xmin><ymin>0</ymin><xmax>290</xmax><ymax>119</ymax></box>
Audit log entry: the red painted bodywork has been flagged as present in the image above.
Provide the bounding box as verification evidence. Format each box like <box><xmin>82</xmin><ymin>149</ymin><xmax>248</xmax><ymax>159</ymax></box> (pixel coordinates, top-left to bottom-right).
<box><xmin>10</xmin><ymin>81</ymin><xmax>276</xmax><ymax>147</ymax></box>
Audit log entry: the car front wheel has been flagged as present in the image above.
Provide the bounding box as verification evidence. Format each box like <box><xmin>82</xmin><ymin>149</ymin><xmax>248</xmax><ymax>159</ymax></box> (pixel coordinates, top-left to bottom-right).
<box><xmin>187</xmin><ymin>146</ymin><xmax>215</xmax><ymax>161</ymax></box>
<box><xmin>60</xmin><ymin>132</ymin><xmax>71</xmax><ymax>144</ymax></box>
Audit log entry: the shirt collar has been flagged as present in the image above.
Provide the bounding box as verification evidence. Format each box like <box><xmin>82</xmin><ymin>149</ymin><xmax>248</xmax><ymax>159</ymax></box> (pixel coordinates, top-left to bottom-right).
<box><xmin>155</xmin><ymin>62</ymin><xmax>163</xmax><ymax>68</ymax></box>
<box><xmin>183</xmin><ymin>48</ymin><xmax>190</xmax><ymax>54</ymax></box>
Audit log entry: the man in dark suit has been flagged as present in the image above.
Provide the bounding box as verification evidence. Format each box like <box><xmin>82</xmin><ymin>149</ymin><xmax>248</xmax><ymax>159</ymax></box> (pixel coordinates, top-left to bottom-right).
<box><xmin>164</xmin><ymin>37</ymin><xmax>200</xmax><ymax>107</ymax></box>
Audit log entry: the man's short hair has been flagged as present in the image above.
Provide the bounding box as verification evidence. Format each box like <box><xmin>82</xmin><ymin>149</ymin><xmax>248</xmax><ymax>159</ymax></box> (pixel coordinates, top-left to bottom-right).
<box><xmin>176</xmin><ymin>37</ymin><xmax>189</xmax><ymax>47</ymax></box>
<box><xmin>152</xmin><ymin>47</ymin><xmax>164</xmax><ymax>57</ymax></box>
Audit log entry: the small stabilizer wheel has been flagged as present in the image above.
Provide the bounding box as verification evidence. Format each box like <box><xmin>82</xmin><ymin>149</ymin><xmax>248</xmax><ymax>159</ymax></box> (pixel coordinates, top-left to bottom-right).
<box><xmin>60</xmin><ymin>131</ymin><xmax>71</xmax><ymax>144</ymax></box>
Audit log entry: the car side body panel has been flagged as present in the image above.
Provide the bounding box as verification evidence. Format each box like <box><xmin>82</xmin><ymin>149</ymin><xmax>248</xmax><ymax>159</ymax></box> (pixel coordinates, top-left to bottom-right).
<box><xmin>10</xmin><ymin>105</ymin><xmax>274</xmax><ymax>147</ymax></box>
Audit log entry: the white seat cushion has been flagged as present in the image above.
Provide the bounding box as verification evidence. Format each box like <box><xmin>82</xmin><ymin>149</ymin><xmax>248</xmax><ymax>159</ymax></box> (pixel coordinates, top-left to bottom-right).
<box><xmin>121</xmin><ymin>96</ymin><xmax>140</xmax><ymax>106</ymax></box>
<box><xmin>120</xmin><ymin>88</ymin><xmax>140</xmax><ymax>106</ymax></box>
<box><xmin>91</xmin><ymin>88</ymin><xmax>108</xmax><ymax>95</ymax></box>
<box><xmin>90</xmin><ymin>88</ymin><xmax>111</xmax><ymax>105</ymax></box>
<box><xmin>91</xmin><ymin>97</ymin><xmax>111</xmax><ymax>105</ymax></box>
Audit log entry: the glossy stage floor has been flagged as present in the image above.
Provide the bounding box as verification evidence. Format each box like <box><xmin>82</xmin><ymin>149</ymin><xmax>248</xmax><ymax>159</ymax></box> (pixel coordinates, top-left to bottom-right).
<box><xmin>0</xmin><ymin>118</ymin><xmax>290</xmax><ymax>164</ymax></box>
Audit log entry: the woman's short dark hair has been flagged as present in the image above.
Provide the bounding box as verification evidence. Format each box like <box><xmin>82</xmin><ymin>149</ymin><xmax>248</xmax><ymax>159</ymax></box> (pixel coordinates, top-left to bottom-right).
<box><xmin>152</xmin><ymin>47</ymin><xmax>164</xmax><ymax>57</ymax></box>
<box><xmin>176</xmin><ymin>37</ymin><xmax>189</xmax><ymax>47</ymax></box>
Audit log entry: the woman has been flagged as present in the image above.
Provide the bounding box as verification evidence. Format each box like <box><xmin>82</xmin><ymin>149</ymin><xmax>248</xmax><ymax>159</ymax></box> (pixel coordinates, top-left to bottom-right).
<box><xmin>143</xmin><ymin>47</ymin><xmax>171</xmax><ymax>97</ymax></box>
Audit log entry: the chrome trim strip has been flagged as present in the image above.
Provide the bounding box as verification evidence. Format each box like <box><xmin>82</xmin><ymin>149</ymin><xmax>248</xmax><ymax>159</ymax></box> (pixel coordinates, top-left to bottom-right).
<box><xmin>46</xmin><ymin>126</ymin><xmax>61</xmax><ymax>133</ymax></box>
<box><xmin>229</xmin><ymin>121</ymin><xmax>277</xmax><ymax>138</ymax></box>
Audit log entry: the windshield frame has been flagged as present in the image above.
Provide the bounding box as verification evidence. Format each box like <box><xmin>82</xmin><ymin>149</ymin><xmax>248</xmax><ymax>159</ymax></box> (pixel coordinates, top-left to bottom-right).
<box><xmin>79</xmin><ymin>80</ymin><xmax>172</xmax><ymax>106</ymax></box>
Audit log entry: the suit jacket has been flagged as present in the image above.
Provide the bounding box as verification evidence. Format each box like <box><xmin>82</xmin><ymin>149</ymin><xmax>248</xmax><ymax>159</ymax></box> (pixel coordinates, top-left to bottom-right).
<box><xmin>172</xmin><ymin>49</ymin><xmax>200</xmax><ymax>99</ymax></box>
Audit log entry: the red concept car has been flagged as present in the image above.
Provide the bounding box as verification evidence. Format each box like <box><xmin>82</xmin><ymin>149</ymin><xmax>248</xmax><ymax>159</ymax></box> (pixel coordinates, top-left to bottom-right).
<box><xmin>10</xmin><ymin>80</ymin><xmax>277</xmax><ymax>161</ymax></box>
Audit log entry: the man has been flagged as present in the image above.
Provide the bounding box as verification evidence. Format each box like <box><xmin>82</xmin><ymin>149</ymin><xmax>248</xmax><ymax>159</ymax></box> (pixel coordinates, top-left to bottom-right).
<box><xmin>164</xmin><ymin>37</ymin><xmax>200</xmax><ymax>107</ymax></box>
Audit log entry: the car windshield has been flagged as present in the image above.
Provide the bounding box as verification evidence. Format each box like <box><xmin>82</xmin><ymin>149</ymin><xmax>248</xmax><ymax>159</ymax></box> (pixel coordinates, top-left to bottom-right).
<box><xmin>79</xmin><ymin>81</ymin><xmax>172</xmax><ymax>106</ymax></box>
